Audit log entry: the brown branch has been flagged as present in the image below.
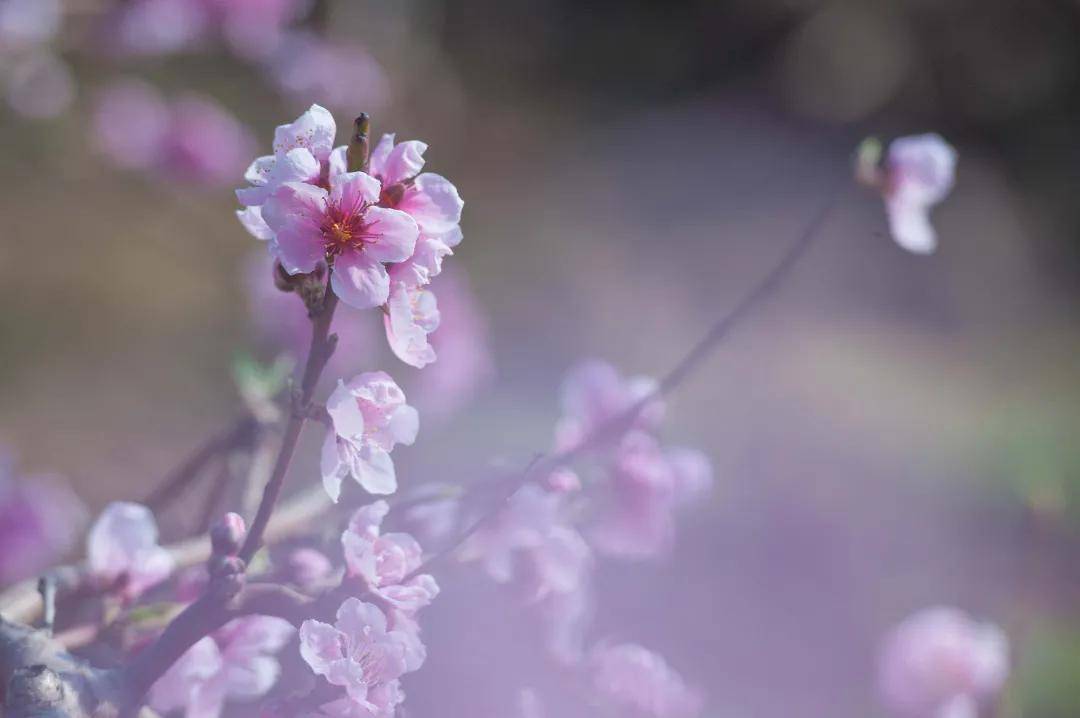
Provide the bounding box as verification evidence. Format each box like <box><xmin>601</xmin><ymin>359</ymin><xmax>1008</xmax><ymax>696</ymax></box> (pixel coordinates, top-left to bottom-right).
<box><xmin>143</xmin><ymin>415</ymin><xmax>258</xmax><ymax>513</ymax></box>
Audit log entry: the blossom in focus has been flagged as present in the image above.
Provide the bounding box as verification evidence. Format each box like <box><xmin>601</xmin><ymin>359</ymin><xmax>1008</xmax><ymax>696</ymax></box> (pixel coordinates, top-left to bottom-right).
<box><xmin>590</xmin><ymin>433</ymin><xmax>712</xmax><ymax>560</ymax></box>
<box><xmin>881</xmin><ymin>133</ymin><xmax>957</xmax><ymax>255</ymax></box>
<box><xmin>409</xmin><ymin>266</ymin><xmax>494</xmax><ymax>420</ymax></box>
<box><xmin>270</xmin><ymin>32</ymin><xmax>390</xmax><ymax>114</ymax></box>
<box><xmin>384</xmin><ymin>282</ymin><xmax>439</xmax><ymax>368</ymax></box>
<box><xmin>299</xmin><ymin>598</ymin><xmax>419</xmax><ymax>718</ymax></box>
<box><xmin>0</xmin><ymin>456</ymin><xmax>85</xmax><ymax>585</ymax></box>
<box><xmin>590</xmin><ymin>643</ymin><xmax>702</xmax><ymax>718</ymax></box>
<box><xmin>93</xmin><ymin>79</ymin><xmax>254</xmax><ymax>186</ymax></box>
<box><xmin>555</xmin><ymin>360</ymin><xmax>663</xmax><ymax>452</ymax></box>
<box><xmin>320</xmin><ymin>372</ymin><xmax>419</xmax><ymax>501</ymax></box>
<box><xmin>878</xmin><ymin>607</ymin><xmax>1008</xmax><ymax>718</ymax></box>
<box><xmin>235</xmin><ymin>103</ymin><xmax>336</xmax><ymax>212</ymax></box>
<box><xmin>341</xmin><ymin>501</ymin><xmax>440</xmax><ymax>616</ymax></box>
<box><xmin>86</xmin><ymin>501</ymin><xmax>174</xmax><ymax>599</ymax></box>
<box><xmin>150</xmin><ymin>614</ymin><xmax>295</xmax><ymax>718</ymax></box>
<box><xmin>261</xmin><ymin>170</ymin><xmax>419</xmax><ymax>309</ymax></box>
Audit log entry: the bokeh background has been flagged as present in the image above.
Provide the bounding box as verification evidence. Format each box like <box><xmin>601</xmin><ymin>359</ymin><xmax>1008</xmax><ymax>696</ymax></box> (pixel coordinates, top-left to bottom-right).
<box><xmin>2</xmin><ymin>0</ymin><xmax>1080</xmax><ymax>716</ymax></box>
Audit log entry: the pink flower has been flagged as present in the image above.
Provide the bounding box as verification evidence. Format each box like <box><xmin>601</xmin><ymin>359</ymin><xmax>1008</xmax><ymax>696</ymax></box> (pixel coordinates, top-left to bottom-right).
<box><xmin>384</xmin><ymin>282</ymin><xmax>439</xmax><ymax>368</ymax></box>
<box><xmin>111</xmin><ymin>0</ymin><xmax>208</xmax><ymax>57</ymax></box>
<box><xmin>202</xmin><ymin>0</ymin><xmax>305</xmax><ymax>61</ymax></box>
<box><xmin>261</xmin><ymin>170</ymin><xmax>419</xmax><ymax>308</ymax></box>
<box><xmin>299</xmin><ymin>598</ymin><xmax>418</xmax><ymax>717</ymax></box>
<box><xmin>590</xmin><ymin>643</ymin><xmax>702</xmax><ymax>718</ymax></box>
<box><xmin>409</xmin><ymin>267</ymin><xmax>494</xmax><ymax>420</ymax></box>
<box><xmin>879</xmin><ymin>607</ymin><xmax>1008</xmax><ymax>718</ymax></box>
<box><xmin>150</xmin><ymin>614</ymin><xmax>295</xmax><ymax>718</ymax></box>
<box><xmin>320</xmin><ymin>372</ymin><xmax>419</xmax><ymax>501</ymax></box>
<box><xmin>555</xmin><ymin>360</ymin><xmax>663</xmax><ymax>452</ymax></box>
<box><xmin>286</xmin><ymin>547</ymin><xmax>334</xmax><ymax>591</ymax></box>
<box><xmin>372</xmin><ymin>134</ymin><xmax>464</xmax><ymax>291</ymax></box>
<box><xmin>883</xmin><ymin>134</ymin><xmax>957</xmax><ymax>255</ymax></box>
<box><xmin>86</xmin><ymin>501</ymin><xmax>174</xmax><ymax>599</ymax></box>
<box><xmin>235</xmin><ymin>103</ymin><xmax>335</xmax><ymax>211</ymax></box>
<box><xmin>0</xmin><ymin>457</ymin><xmax>85</xmax><ymax>585</ymax></box>
<box><xmin>589</xmin><ymin>434</ymin><xmax>712</xmax><ymax>560</ymax></box>
<box><xmin>341</xmin><ymin>501</ymin><xmax>439</xmax><ymax>615</ymax></box>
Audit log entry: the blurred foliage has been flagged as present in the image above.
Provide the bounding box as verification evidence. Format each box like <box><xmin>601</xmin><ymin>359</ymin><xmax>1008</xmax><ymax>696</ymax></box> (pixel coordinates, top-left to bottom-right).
<box><xmin>1004</xmin><ymin>619</ymin><xmax>1080</xmax><ymax>718</ymax></box>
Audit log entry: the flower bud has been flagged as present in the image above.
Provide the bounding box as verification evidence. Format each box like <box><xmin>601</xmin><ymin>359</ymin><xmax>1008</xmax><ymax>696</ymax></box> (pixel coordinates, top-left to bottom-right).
<box><xmin>346</xmin><ymin>112</ymin><xmax>370</xmax><ymax>173</ymax></box>
<box><xmin>210</xmin><ymin>512</ymin><xmax>246</xmax><ymax>556</ymax></box>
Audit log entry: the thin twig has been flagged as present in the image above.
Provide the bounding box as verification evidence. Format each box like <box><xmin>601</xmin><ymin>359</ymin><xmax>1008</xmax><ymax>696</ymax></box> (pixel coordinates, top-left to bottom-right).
<box><xmin>405</xmin><ymin>181</ymin><xmax>844</xmax><ymax>580</ymax></box>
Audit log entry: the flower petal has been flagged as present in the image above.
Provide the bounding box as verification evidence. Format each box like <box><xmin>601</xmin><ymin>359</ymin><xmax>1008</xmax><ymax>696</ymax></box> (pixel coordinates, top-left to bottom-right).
<box><xmin>397</xmin><ymin>173</ymin><xmax>463</xmax><ymax>235</ymax></box>
<box><xmin>364</xmin><ymin>207</ymin><xmax>418</xmax><ymax>264</ymax></box>
<box><xmin>299</xmin><ymin>619</ymin><xmax>345</xmax><ymax>677</ymax></box>
<box><xmin>355</xmin><ymin>444</ymin><xmax>397</xmax><ymax>495</ymax></box>
<box><xmin>273</xmin><ymin>104</ymin><xmax>336</xmax><ymax>161</ymax></box>
<box><xmin>331</xmin><ymin>251</ymin><xmax>390</xmax><ymax>309</ymax></box>
<box><xmin>326</xmin><ymin>379</ymin><xmax>366</xmax><ymax>439</ymax></box>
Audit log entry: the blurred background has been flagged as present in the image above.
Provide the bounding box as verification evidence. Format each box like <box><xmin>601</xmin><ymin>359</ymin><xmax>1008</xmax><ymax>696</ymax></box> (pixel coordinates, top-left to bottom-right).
<box><xmin>1</xmin><ymin>0</ymin><xmax>1079</xmax><ymax>716</ymax></box>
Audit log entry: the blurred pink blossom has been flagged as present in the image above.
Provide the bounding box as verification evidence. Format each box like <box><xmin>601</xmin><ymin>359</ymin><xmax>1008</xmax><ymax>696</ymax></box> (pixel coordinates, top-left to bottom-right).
<box><xmin>299</xmin><ymin>598</ymin><xmax>418</xmax><ymax>717</ymax></box>
<box><xmin>878</xmin><ymin>607</ymin><xmax>1008</xmax><ymax>718</ymax></box>
<box><xmin>202</xmin><ymin>0</ymin><xmax>306</xmax><ymax>61</ymax></box>
<box><xmin>555</xmin><ymin>360</ymin><xmax>663</xmax><ymax>452</ymax></box>
<box><xmin>86</xmin><ymin>501</ymin><xmax>174</xmax><ymax>599</ymax></box>
<box><xmin>320</xmin><ymin>372</ymin><xmax>419</xmax><ymax>501</ymax></box>
<box><xmin>0</xmin><ymin>0</ymin><xmax>60</xmax><ymax>51</ymax></box>
<box><xmin>590</xmin><ymin>433</ymin><xmax>712</xmax><ymax>560</ymax></box>
<box><xmin>590</xmin><ymin>643</ymin><xmax>702</xmax><ymax>718</ymax></box>
<box><xmin>0</xmin><ymin>456</ymin><xmax>85</xmax><ymax>585</ymax></box>
<box><xmin>149</xmin><ymin>614</ymin><xmax>295</xmax><ymax>718</ymax></box>
<box><xmin>286</xmin><ymin>547</ymin><xmax>334</xmax><ymax>591</ymax></box>
<box><xmin>883</xmin><ymin>133</ymin><xmax>957</xmax><ymax>255</ymax></box>
<box><xmin>93</xmin><ymin>79</ymin><xmax>254</xmax><ymax>186</ymax></box>
<box><xmin>111</xmin><ymin>0</ymin><xmax>208</xmax><ymax>57</ymax></box>
<box><xmin>270</xmin><ymin>32</ymin><xmax>390</xmax><ymax>114</ymax></box>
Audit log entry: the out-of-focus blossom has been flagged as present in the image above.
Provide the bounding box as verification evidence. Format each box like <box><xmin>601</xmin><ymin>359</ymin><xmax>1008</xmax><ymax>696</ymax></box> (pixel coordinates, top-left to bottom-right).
<box><xmin>270</xmin><ymin>32</ymin><xmax>390</xmax><ymax>115</ymax></box>
<box><xmin>299</xmin><ymin>598</ymin><xmax>418</xmax><ymax>717</ymax></box>
<box><xmin>203</xmin><ymin>0</ymin><xmax>306</xmax><ymax>61</ymax></box>
<box><xmin>341</xmin><ymin>500</ymin><xmax>439</xmax><ymax>615</ymax></box>
<box><xmin>397</xmin><ymin>483</ymin><xmax>460</xmax><ymax>547</ymax></box>
<box><xmin>555</xmin><ymin>360</ymin><xmax>663</xmax><ymax>452</ymax></box>
<box><xmin>261</xmin><ymin>171</ymin><xmax>419</xmax><ymax>308</ymax></box>
<box><xmin>86</xmin><ymin>501</ymin><xmax>174</xmax><ymax>599</ymax></box>
<box><xmin>92</xmin><ymin>79</ymin><xmax>171</xmax><ymax>171</ymax></box>
<box><xmin>882</xmin><ymin>133</ymin><xmax>957</xmax><ymax>255</ymax></box>
<box><xmin>410</xmin><ymin>267</ymin><xmax>494</xmax><ymax>420</ymax></box>
<box><xmin>878</xmin><ymin>607</ymin><xmax>1008</xmax><ymax>718</ymax></box>
<box><xmin>164</xmin><ymin>94</ymin><xmax>256</xmax><ymax>185</ymax></box>
<box><xmin>150</xmin><ymin>614</ymin><xmax>295</xmax><ymax>718</ymax></box>
<box><xmin>111</xmin><ymin>0</ymin><xmax>208</xmax><ymax>57</ymax></box>
<box><xmin>0</xmin><ymin>0</ymin><xmax>60</xmax><ymax>51</ymax></box>
<box><xmin>460</xmin><ymin>483</ymin><xmax>591</xmax><ymax>601</ymax></box>
<box><xmin>384</xmin><ymin>282</ymin><xmax>439</xmax><ymax>368</ymax></box>
<box><xmin>539</xmin><ymin>579</ymin><xmax>592</xmax><ymax>665</ymax></box>
<box><xmin>286</xmin><ymin>547</ymin><xmax>334</xmax><ymax>591</ymax></box>
<box><xmin>0</xmin><ymin>457</ymin><xmax>85</xmax><ymax>585</ymax></box>
<box><xmin>320</xmin><ymin>372</ymin><xmax>418</xmax><ymax>501</ymax></box>
<box><xmin>5</xmin><ymin>51</ymin><xmax>73</xmax><ymax>118</ymax></box>
<box><xmin>590</xmin><ymin>434</ymin><xmax>712</xmax><ymax>560</ymax></box>
<box><xmin>590</xmin><ymin>643</ymin><xmax>702</xmax><ymax>718</ymax></box>
<box><xmin>93</xmin><ymin>80</ymin><xmax>253</xmax><ymax>186</ymax></box>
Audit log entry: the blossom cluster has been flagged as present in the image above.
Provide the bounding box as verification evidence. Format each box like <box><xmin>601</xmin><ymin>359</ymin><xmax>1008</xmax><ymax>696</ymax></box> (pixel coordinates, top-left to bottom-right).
<box><xmin>458</xmin><ymin>359</ymin><xmax>712</xmax><ymax>716</ymax></box>
<box><xmin>298</xmin><ymin>501</ymin><xmax>439</xmax><ymax>718</ymax></box>
<box><xmin>237</xmin><ymin>104</ymin><xmax>464</xmax><ymax>369</ymax></box>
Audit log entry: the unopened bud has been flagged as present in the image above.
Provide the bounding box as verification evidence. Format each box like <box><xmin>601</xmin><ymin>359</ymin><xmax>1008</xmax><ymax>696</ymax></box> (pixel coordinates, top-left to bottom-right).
<box><xmin>272</xmin><ymin>260</ymin><xmax>295</xmax><ymax>292</ymax></box>
<box><xmin>210</xmin><ymin>512</ymin><xmax>246</xmax><ymax>556</ymax></box>
<box><xmin>347</xmin><ymin>113</ymin><xmax>371</xmax><ymax>173</ymax></box>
